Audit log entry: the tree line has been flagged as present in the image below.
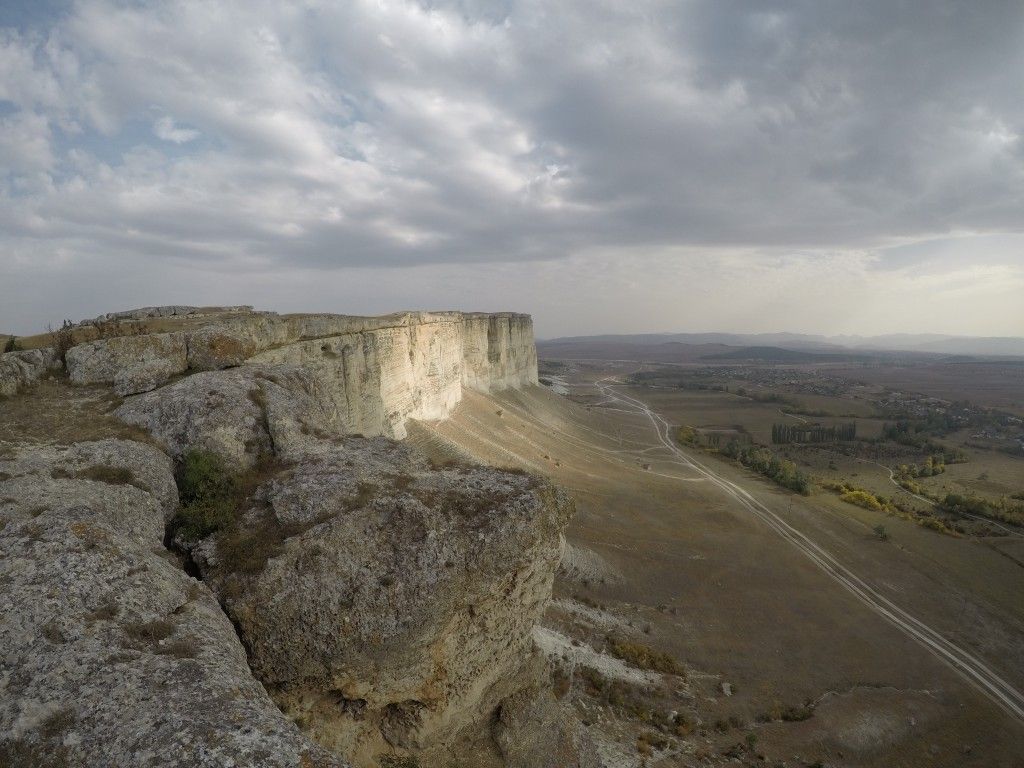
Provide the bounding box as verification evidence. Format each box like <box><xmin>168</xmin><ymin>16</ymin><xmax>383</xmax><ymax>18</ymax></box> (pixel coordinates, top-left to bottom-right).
<box><xmin>771</xmin><ymin>422</ymin><xmax>856</xmax><ymax>444</ymax></box>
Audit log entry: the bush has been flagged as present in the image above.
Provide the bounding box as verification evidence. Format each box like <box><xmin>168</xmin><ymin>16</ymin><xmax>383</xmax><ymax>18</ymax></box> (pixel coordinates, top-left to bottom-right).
<box><xmin>840</xmin><ymin>489</ymin><xmax>885</xmax><ymax>511</ymax></box>
<box><xmin>49</xmin><ymin>320</ymin><xmax>75</xmax><ymax>366</ymax></box>
<box><xmin>173</xmin><ymin>450</ymin><xmax>238</xmax><ymax>539</ymax></box>
<box><xmin>780</xmin><ymin>705</ymin><xmax>813</xmax><ymax>722</ymax></box>
<box><xmin>608</xmin><ymin>639</ymin><xmax>686</xmax><ymax>676</ymax></box>
<box><xmin>921</xmin><ymin>516</ymin><xmax>954</xmax><ymax>535</ymax></box>
<box><xmin>677</xmin><ymin>426</ymin><xmax>700</xmax><ymax>446</ymax></box>
<box><xmin>215</xmin><ymin>512</ymin><xmax>305</xmax><ymax>575</ymax></box>
<box><xmin>873</xmin><ymin>524</ymin><xmax>889</xmax><ymax>541</ymax></box>
<box><xmin>178</xmin><ymin>450</ymin><xmax>235</xmax><ymax>505</ymax></box>
<box><xmin>940</xmin><ymin>492</ymin><xmax>1024</xmax><ymax>527</ymax></box>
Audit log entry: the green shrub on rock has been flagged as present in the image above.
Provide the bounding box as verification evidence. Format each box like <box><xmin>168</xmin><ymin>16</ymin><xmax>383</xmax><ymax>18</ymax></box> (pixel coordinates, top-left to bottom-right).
<box><xmin>174</xmin><ymin>450</ymin><xmax>237</xmax><ymax>539</ymax></box>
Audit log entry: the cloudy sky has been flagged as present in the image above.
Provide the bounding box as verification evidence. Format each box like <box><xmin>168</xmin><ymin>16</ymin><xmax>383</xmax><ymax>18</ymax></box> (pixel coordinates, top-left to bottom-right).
<box><xmin>1</xmin><ymin>0</ymin><xmax>1022</xmax><ymax>338</ymax></box>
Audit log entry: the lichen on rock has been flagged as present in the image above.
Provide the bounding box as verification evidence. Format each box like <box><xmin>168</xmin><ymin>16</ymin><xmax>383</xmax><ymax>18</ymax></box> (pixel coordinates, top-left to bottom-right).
<box><xmin>0</xmin><ymin>441</ymin><xmax>348</xmax><ymax>768</ymax></box>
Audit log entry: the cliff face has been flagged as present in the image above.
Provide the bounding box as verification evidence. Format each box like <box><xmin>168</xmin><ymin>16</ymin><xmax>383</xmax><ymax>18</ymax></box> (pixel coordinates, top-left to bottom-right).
<box><xmin>250</xmin><ymin>312</ymin><xmax>536</xmax><ymax>439</ymax></box>
<box><xmin>15</xmin><ymin>309</ymin><xmax>537</xmax><ymax>444</ymax></box>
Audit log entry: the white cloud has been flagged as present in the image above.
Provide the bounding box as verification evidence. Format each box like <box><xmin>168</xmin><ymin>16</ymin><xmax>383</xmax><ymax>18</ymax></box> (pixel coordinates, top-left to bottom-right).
<box><xmin>152</xmin><ymin>116</ymin><xmax>199</xmax><ymax>144</ymax></box>
<box><xmin>0</xmin><ymin>110</ymin><xmax>54</xmax><ymax>174</ymax></box>
<box><xmin>0</xmin><ymin>0</ymin><xmax>1022</xmax><ymax>335</ymax></box>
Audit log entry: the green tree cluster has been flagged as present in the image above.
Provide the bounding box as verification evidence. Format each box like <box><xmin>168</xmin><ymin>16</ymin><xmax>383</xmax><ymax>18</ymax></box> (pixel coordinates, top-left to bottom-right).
<box><xmin>721</xmin><ymin>441</ymin><xmax>810</xmax><ymax>495</ymax></box>
<box><xmin>896</xmin><ymin>455</ymin><xmax>947</xmax><ymax>479</ymax></box>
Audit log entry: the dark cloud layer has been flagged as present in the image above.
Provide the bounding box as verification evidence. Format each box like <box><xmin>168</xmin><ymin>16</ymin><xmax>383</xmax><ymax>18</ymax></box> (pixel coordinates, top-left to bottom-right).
<box><xmin>0</xmin><ymin>0</ymin><xmax>1022</xmax><ymax>334</ymax></box>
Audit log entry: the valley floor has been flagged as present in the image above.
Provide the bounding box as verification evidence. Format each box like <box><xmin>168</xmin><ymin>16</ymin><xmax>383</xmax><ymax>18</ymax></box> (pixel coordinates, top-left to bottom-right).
<box><xmin>412</xmin><ymin>363</ymin><xmax>1024</xmax><ymax>768</ymax></box>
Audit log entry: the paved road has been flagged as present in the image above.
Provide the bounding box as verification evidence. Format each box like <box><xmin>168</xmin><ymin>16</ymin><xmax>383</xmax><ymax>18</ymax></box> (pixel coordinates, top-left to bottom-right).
<box><xmin>594</xmin><ymin>375</ymin><xmax>1024</xmax><ymax>723</ymax></box>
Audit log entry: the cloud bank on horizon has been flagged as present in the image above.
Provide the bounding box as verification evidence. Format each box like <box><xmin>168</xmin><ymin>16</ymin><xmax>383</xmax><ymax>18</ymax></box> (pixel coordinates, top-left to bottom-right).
<box><xmin>0</xmin><ymin>0</ymin><xmax>1022</xmax><ymax>336</ymax></box>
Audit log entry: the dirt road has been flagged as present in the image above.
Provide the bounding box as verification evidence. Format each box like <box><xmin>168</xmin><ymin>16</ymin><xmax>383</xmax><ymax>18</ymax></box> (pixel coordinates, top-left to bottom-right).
<box><xmin>595</xmin><ymin>374</ymin><xmax>1024</xmax><ymax>722</ymax></box>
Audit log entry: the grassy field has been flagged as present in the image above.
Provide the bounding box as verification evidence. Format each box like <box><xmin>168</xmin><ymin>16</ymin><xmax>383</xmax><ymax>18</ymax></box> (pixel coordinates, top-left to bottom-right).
<box><xmin>623</xmin><ymin>386</ymin><xmax>887</xmax><ymax>446</ymax></box>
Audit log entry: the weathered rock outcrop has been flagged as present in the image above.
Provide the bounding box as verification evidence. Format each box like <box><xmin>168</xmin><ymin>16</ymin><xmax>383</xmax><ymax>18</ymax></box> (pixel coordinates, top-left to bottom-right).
<box><xmin>461</xmin><ymin>313</ymin><xmax>539</xmax><ymax>393</ymax></box>
<box><xmin>82</xmin><ymin>304</ymin><xmax>254</xmax><ymax>325</ymax></box>
<box><xmin>115</xmin><ymin>366</ymin><xmax>339</xmax><ymax>469</ymax></box>
<box><xmin>492</xmin><ymin>657</ymin><xmax>602</xmax><ymax>768</ymax></box>
<box><xmin>0</xmin><ymin>441</ymin><xmax>347</xmax><ymax>767</ymax></box>
<box><xmin>248</xmin><ymin>315</ymin><xmax>467</xmax><ymax>439</ymax></box>
<box><xmin>66</xmin><ymin>332</ymin><xmax>188</xmax><ymax>395</ymax></box>
<box><xmin>181</xmin><ymin>437</ymin><xmax>573</xmax><ymax>764</ymax></box>
<box><xmin>0</xmin><ymin>348</ymin><xmax>61</xmax><ymax>397</ymax></box>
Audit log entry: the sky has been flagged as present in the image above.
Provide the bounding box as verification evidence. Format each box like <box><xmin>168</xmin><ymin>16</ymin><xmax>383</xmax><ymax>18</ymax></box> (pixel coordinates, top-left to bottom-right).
<box><xmin>1</xmin><ymin>0</ymin><xmax>1022</xmax><ymax>338</ymax></box>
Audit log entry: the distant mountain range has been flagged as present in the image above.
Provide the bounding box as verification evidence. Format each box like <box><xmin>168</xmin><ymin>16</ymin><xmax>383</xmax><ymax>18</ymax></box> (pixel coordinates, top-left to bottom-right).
<box><xmin>539</xmin><ymin>332</ymin><xmax>1024</xmax><ymax>358</ymax></box>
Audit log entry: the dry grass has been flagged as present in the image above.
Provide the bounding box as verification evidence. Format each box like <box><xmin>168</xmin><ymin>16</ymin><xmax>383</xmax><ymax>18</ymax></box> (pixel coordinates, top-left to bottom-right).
<box><xmin>76</xmin><ymin>465</ymin><xmax>135</xmax><ymax>486</ymax></box>
<box><xmin>215</xmin><ymin>512</ymin><xmax>307</xmax><ymax>575</ymax></box>
<box><xmin>40</xmin><ymin>709</ymin><xmax>76</xmax><ymax>739</ymax></box>
<box><xmin>378</xmin><ymin>756</ymin><xmax>420</xmax><ymax>768</ymax></box>
<box><xmin>121</xmin><ymin>617</ymin><xmax>200</xmax><ymax>658</ymax></box>
<box><xmin>122</xmin><ymin>619</ymin><xmax>175</xmax><ymax>644</ymax></box>
<box><xmin>154</xmin><ymin>638</ymin><xmax>200</xmax><ymax>659</ymax></box>
<box><xmin>86</xmin><ymin>600</ymin><xmax>119</xmax><ymax>622</ymax></box>
<box><xmin>0</xmin><ymin>379</ymin><xmax>160</xmax><ymax>448</ymax></box>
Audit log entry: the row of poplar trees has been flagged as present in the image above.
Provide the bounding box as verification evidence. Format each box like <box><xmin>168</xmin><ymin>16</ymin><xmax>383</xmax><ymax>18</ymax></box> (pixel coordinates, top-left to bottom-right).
<box><xmin>771</xmin><ymin>422</ymin><xmax>856</xmax><ymax>444</ymax></box>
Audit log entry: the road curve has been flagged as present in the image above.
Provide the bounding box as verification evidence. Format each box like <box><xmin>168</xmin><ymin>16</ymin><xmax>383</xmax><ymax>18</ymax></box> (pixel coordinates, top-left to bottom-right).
<box><xmin>594</xmin><ymin>375</ymin><xmax>1024</xmax><ymax>723</ymax></box>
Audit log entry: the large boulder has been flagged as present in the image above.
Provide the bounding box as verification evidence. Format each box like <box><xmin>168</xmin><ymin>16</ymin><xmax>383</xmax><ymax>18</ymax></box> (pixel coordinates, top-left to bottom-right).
<box><xmin>114</xmin><ymin>365</ymin><xmax>340</xmax><ymax>469</ymax></box>
<box><xmin>185</xmin><ymin>437</ymin><xmax>574</xmax><ymax>764</ymax></box>
<box><xmin>185</xmin><ymin>314</ymin><xmax>291</xmax><ymax>371</ymax></box>
<box><xmin>0</xmin><ymin>347</ymin><xmax>61</xmax><ymax>397</ymax></box>
<box><xmin>0</xmin><ymin>441</ymin><xmax>347</xmax><ymax>768</ymax></box>
<box><xmin>65</xmin><ymin>333</ymin><xmax>188</xmax><ymax>396</ymax></box>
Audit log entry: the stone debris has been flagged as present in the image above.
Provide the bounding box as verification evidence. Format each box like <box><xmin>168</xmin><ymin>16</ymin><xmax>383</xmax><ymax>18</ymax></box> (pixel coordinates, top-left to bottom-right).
<box><xmin>532</xmin><ymin>627</ymin><xmax>662</xmax><ymax>687</ymax></box>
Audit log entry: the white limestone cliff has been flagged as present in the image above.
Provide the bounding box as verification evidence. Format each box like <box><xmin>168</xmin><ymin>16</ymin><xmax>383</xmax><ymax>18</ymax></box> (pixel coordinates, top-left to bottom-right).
<box><xmin>76</xmin><ymin>310</ymin><xmax>539</xmax><ymax>457</ymax></box>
